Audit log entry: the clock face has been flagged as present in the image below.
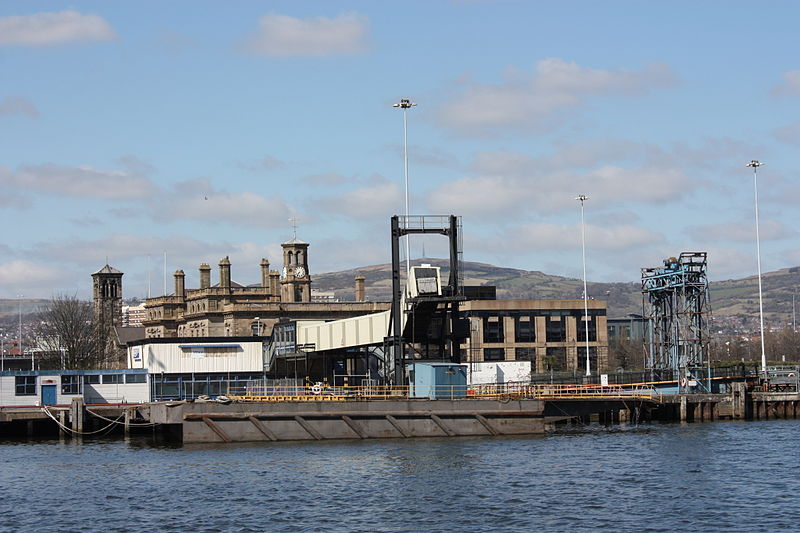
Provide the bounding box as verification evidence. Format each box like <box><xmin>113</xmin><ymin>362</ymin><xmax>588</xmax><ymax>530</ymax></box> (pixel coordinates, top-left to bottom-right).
<box><xmin>294</xmin><ymin>266</ymin><xmax>306</xmax><ymax>278</ymax></box>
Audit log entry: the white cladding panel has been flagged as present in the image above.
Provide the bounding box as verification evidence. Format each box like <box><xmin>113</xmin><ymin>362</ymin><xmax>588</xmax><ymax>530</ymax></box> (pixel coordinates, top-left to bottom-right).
<box><xmin>0</xmin><ymin>374</ymin><xmax>150</xmax><ymax>406</ymax></box>
<box><xmin>128</xmin><ymin>341</ymin><xmax>264</xmax><ymax>374</ymax></box>
<box><xmin>298</xmin><ymin>311</ymin><xmax>391</xmax><ymax>351</ymax></box>
<box><xmin>467</xmin><ymin>362</ymin><xmax>532</xmax><ymax>385</ymax></box>
<box><xmin>83</xmin><ymin>383</ymin><xmax>150</xmax><ymax>404</ymax></box>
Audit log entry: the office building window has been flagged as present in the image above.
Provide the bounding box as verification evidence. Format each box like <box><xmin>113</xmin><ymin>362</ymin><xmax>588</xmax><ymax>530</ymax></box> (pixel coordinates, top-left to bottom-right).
<box><xmin>483</xmin><ymin>317</ymin><xmax>504</xmax><ymax>343</ymax></box>
<box><xmin>577</xmin><ymin>347</ymin><xmax>598</xmax><ymax>372</ymax></box>
<box><xmin>515</xmin><ymin>316</ymin><xmax>535</xmax><ymax>342</ymax></box>
<box><xmin>544</xmin><ymin>347</ymin><xmax>567</xmax><ymax>371</ymax></box>
<box><xmin>483</xmin><ymin>348</ymin><xmax>505</xmax><ymax>361</ymax></box>
<box><xmin>515</xmin><ymin>347</ymin><xmax>536</xmax><ymax>362</ymax></box>
<box><xmin>61</xmin><ymin>375</ymin><xmax>81</xmax><ymax>395</ymax></box>
<box><xmin>15</xmin><ymin>376</ymin><xmax>36</xmax><ymax>396</ymax></box>
<box><xmin>546</xmin><ymin>317</ymin><xmax>566</xmax><ymax>342</ymax></box>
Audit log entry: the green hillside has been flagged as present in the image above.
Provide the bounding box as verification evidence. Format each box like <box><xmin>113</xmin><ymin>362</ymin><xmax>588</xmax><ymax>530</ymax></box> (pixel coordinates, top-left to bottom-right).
<box><xmin>314</xmin><ymin>259</ymin><xmax>798</xmax><ymax>328</ymax></box>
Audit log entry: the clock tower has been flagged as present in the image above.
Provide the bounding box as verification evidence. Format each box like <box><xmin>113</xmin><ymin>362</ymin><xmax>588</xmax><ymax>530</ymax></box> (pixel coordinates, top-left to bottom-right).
<box><xmin>280</xmin><ymin>237</ymin><xmax>311</xmax><ymax>302</ymax></box>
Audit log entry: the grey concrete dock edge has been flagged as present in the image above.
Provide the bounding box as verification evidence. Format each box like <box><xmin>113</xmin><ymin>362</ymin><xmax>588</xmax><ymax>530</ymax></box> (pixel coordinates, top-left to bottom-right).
<box><xmin>148</xmin><ymin>399</ymin><xmax>548</xmax><ymax>443</ymax></box>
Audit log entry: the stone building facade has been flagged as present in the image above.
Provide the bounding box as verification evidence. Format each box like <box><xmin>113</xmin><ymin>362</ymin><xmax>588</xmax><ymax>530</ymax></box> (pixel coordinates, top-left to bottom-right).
<box><xmin>92</xmin><ymin>265</ymin><xmax>123</xmax><ymax>328</ymax></box>
<box><xmin>143</xmin><ymin>238</ymin><xmax>388</xmax><ymax>338</ymax></box>
<box><xmin>460</xmin><ymin>299</ymin><xmax>609</xmax><ymax>373</ymax></box>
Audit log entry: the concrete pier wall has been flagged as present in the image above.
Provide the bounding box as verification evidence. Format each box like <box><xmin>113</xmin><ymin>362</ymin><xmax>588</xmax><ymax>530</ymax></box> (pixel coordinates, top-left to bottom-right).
<box><xmin>148</xmin><ymin>399</ymin><xmax>548</xmax><ymax>443</ymax></box>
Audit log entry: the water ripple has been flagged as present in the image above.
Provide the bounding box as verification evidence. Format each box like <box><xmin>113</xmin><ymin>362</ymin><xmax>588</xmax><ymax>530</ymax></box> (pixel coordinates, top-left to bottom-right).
<box><xmin>1</xmin><ymin>421</ymin><xmax>799</xmax><ymax>532</ymax></box>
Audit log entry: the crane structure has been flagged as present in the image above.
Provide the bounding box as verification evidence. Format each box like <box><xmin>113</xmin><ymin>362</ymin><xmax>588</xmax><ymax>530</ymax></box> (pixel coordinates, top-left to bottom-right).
<box><xmin>641</xmin><ymin>252</ymin><xmax>711</xmax><ymax>382</ymax></box>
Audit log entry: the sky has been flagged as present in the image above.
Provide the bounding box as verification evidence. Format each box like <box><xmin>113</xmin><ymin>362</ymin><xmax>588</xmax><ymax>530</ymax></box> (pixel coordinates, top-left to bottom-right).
<box><xmin>1</xmin><ymin>1</ymin><xmax>799</xmax><ymax>299</ymax></box>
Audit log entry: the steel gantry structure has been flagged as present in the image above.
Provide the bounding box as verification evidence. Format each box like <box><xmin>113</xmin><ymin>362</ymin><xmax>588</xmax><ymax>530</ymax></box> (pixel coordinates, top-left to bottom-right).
<box><xmin>641</xmin><ymin>252</ymin><xmax>711</xmax><ymax>383</ymax></box>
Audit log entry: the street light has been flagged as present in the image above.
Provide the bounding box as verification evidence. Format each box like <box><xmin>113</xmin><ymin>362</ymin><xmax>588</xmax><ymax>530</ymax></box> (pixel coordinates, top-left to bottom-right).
<box><xmin>576</xmin><ymin>195</ymin><xmax>591</xmax><ymax>376</ymax></box>
<box><xmin>393</xmin><ymin>98</ymin><xmax>416</xmax><ymax>280</ymax></box>
<box><xmin>746</xmin><ymin>160</ymin><xmax>767</xmax><ymax>376</ymax></box>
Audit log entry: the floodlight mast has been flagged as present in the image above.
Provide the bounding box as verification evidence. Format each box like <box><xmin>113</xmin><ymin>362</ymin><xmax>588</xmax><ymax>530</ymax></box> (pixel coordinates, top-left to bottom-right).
<box><xmin>393</xmin><ymin>99</ymin><xmax>416</xmax><ymax>280</ymax></box>
<box><xmin>746</xmin><ymin>160</ymin><xmax>767</xmax><ymax>377</ymax></box>
<box><xmin>576</xmin><ymin>195</ymin><xmax>591</xmax><ymax>377</ymax></box>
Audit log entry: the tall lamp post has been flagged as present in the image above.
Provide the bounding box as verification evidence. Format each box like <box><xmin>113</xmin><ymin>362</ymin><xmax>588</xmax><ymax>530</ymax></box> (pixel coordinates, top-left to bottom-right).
<box><xmin>576</xmin><ymin>195</ymin><xmax>591</xmax><ymax>376</ymax></box>
<box><xmin>393</xmin><ymin>98</ymin><xmax>416</xmax><ymax>280</ymax></box>
<box><xmin>746</xmin><ymin>160</ymin><xmax>767</xmax><ymax>377</ymax></box>
<box><xmin>17</xmin><ymin>294</ymin><xmax>29</xmax><ymax>370</ymax></box>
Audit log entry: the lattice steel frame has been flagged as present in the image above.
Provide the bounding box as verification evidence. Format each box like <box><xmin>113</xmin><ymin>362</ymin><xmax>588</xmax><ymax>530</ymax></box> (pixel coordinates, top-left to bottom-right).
<box><xmin>641</xmin><ymin>252</ymin><xmax>710</xmax><ymax>373</ymax></box>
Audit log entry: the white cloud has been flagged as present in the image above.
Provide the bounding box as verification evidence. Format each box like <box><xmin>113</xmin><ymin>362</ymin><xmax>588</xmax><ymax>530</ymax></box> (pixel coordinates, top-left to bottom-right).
<box><xmin>0</xmin><ymin>260</ymin><xmax>61</xmax><ymax>287</ymax></box>
<box><xmin>299</xmin><ymin>172</ymin><xmax>352</xmax><ymax>186</ymax></box>
<box><xmin>0</xmin><ymin>96</ymin><xmax>38</xmax><ymax>117</ymax></box>
<box><xmin>1</xmin><ymin>163</ymin><xmax>158</xmax><ymax>200</ymax></box>
<box><xmin>244</xmin><ymin>12</ymin><xmax>369</xmax><ymax>57</ymax></box>
<box><xmin>310</xmin><ymin>175</ymin><xmax>403</xmax><ymax>219</ymax></box>
<box><xmin>0</xmin><ymin>10</ymin><xmax>116</xmax><ymax>46</ymax></box>
<box><xmin>436</xmin><ymin>58</ymin><xmax>676</xmax><ymax>135</ymax></box>
<box><xmin>686</xmin><ymin>220</ymin><xmax>796</xmax><ymax>243</ymax></box>
<box><xmin>428</xmin><ymin>163</ymin><xmax>692</xmax><ymax>216</ymax></box>
<box><xmin>152</xmin><ymin>178</ymin><xmax>294</xmax><ymax>228</ymax></box>
<box><xmin>771</xmin><ymin>70</ymin><xmax>800</xmax><ymax>97</ymax></box>
<box><xmin>513</xmin><ymin>222</ymin><xmax>664</xmax><ymax>252</ymax></box>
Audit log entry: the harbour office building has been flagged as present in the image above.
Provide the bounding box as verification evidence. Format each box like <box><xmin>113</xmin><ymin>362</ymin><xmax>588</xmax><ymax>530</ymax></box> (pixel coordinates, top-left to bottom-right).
<box><xmin>460</xmin><ymin>299</ymin><xmax>608</xmax><ymax>373</ymax></box>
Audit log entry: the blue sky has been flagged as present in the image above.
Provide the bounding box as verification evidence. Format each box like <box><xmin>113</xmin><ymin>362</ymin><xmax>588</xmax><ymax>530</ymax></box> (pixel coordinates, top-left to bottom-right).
<box><xmin>1</xmin><ymin>1</ymin><xmax>799</xmax><ymax>299</ymax></box>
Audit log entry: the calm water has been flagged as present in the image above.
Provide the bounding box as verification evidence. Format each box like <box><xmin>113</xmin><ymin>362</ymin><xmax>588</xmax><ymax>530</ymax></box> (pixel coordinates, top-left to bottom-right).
<box><xmin>1</xmin><ymin>421</ymin><xmax>799</xmax><ymax>532</ymax></box>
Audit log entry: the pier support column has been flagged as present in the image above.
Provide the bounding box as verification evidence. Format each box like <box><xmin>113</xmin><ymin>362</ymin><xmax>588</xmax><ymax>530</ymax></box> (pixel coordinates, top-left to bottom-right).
<box><xmin>124</xmin><ymin>408</ymin><xmax>132</xmax><ymax>436</ymax></box>
<box><xmin>70</xmin><ymin>397</ymin><xmax>84</xmax><ymax>434</ymax></box>
<box><xmin>680</xmin><ymin>396</ymin><xmax>688</xmax><ymax>422</ymax></box>
<box><xmin>58</xmin><ymin>410</ymin><xmax>67</xmax><ymax>437</ymax></box>
<box><xmin>731</xmin><ymin>382</ymin><xmax>747</xmax><ymax>420</ymax></box>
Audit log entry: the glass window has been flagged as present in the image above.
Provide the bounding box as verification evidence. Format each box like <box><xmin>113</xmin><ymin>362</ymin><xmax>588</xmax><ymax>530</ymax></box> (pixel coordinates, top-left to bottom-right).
<box><xmin>577</xmin><ymin>315</ymin><xmax>597</xmax><ymax>342</ymax></box>
<box><xmin>15</xmin><ymin>376</ymin><xmax>36</xmax><ymax>396</ymax></box>
<box><xmin>84</xmin><ymin>375</ymin><xmax>100</xmax><ymax>384</ymax></box>
<box><xmin>544</xmin><ymin>347</ymin><xmax>567</xmax><ymax>371</ymax></box>
<box><xmin>546</xmin><ymin>317</ymin><xmax>566</xmax><ymax>342</ymax></box>
<box><xmin>515</xmin><ymin>347</ymin><xmax>536</xmax><ymax>361</ymax></box>
<box><xmin>483</xmin><ymin>348</ymin><xmax>505</xmax><ymax>361</ymax></box>
<box><xmin>483</xmin><ymin>317</ymin><xmax>504</xmax><ymax>343</ymax></box>
<box><xmin>515</xmin><ymin>316</ymin><xmax>535</xmax><ymax>342</ymax></box>
<box><xmin>61</xmin><ymin>375</ymin><xmax>81</xmax><ymax>395</ymax></box>
<box><xmin>125</xmin><ymin>374</ymin><xmax>146</xmax><ymax>384</ymax></box>
<box><xmin>102</xmin><ymin>374</ymin><xmax>122</xmax><ymax>384</ymax></box>
<box><xmin>577</xmin><ymin>347</ymin><xmax>598</xmax><ymax>372</ymax></box>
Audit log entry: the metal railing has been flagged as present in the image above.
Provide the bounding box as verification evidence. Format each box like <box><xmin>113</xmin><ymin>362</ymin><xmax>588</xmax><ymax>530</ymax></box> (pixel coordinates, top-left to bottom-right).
<box><xmin>226</xmin><ymin>381</ymin><xmax>661</xmax><ymax>403</ymax></box>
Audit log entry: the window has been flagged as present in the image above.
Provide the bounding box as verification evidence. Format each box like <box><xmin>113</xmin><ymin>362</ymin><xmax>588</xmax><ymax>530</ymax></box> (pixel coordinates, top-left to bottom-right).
<box><xmin>546</xmin><ymin>317</ymin><xmax>566</xmax><ymax>342</ymax></box>
<box><xmin>483</xmin><ymin>348</ymin><xmax>505</xmax><ymax>361</ymax></box>
<box><xmin>84</xmin><ymin>375</ymin><xmax>100</xmax><ymax>384</ymax></box>
<box><xmin>483</xmin><ymin>317</ymin><xmax>504</xmax><ymax>343</ymax></box>
<box><xmin>577</xmin><ymin>347</ymin><xmax>598</xmax><ymax>372</ymax></box>
<box><xmin>544</xmin><ymin>347</ymin><xmax>566</xmax><ymax>371</ymax></box>
<box><xmin>515</xmin><ymin>316</ymin><xmax>535</xmax><ymax>342</ymax></box>
<box><xmin>577</xmin><ymin>314</ymin><xmax>597</xmax><ymax>342</ymax></box>
<box><xmin>15</xmin><ymin>376</ymin><xmax>36</xmax><ymax>396</ymax></box>
<box><xmin>102</xmin><ymin>374</ymin><xmax>122</xmax><ymax>384</ymax></box>
<box><xmin>61</xmin><ymin>375</ymin><xmax>81</xmax><ymax>395</ymax></box>
<box><xmin>515</xmin><ymin>347</ymin><xmax>536</xmax><ymax>361</ymax></box>
<box><xmin>125</xmin><ymin>374</ymin><xmax>146</xmax><ymax>384</ymax></box>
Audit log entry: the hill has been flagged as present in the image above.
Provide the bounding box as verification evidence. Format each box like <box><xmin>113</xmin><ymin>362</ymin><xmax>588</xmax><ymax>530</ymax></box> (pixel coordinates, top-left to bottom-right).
<box><xmin>313</xmin><ymin>259</ymin><xmax>800</xmax><ymax>331</ymax></box>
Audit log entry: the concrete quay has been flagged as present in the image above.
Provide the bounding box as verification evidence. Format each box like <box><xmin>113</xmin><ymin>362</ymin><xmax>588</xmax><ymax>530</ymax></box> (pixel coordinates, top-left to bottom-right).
<box><xmin>149</xmin><ymin>398</ymin><xmax>550</xmax><ymax>443</ymax></box>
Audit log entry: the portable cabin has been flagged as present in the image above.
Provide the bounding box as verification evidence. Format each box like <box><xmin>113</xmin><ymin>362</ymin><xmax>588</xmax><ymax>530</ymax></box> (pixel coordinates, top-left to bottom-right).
<box><xmin>0</xmin><ymin>369</ymin><xmax>149</xmax><ymax>407</ymax></box>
